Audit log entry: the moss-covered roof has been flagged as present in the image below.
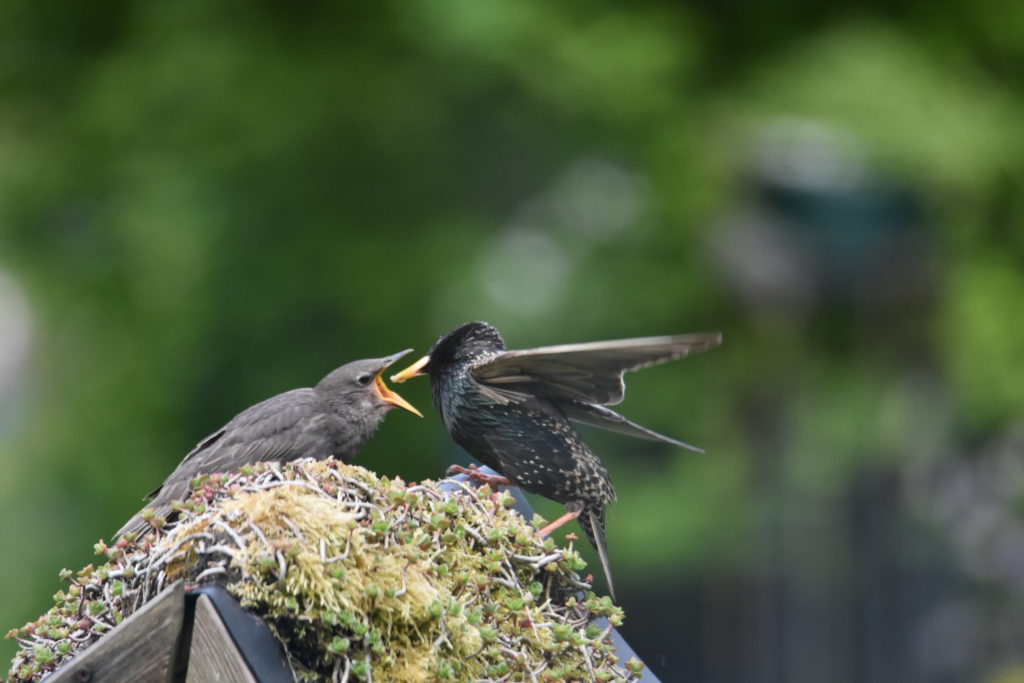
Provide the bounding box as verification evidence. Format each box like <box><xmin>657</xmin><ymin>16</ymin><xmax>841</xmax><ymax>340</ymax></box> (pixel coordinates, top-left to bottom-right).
<box><xmin>6</xmin><ymin>458</ymin><xmax>643</xmax><ymax>682</ymax></box>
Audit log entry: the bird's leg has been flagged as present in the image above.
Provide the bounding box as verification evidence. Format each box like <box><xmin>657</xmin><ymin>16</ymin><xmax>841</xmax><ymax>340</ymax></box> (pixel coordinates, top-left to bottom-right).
<box><xmin>445</xmin><ymin>464</ymin><xmax>513</xmax><ymax>489</ymax></box>
<box><xmin>536</xmin><ymin>509</ymin><xmax>581</xmax><ymax>537</ymax></box>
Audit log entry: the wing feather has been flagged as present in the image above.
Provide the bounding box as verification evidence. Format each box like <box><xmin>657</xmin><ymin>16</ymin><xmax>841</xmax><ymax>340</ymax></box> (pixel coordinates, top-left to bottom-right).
<box><xmin>143</xmin><ymin>389</ymin><xmax>322</xmax><ymax>500</ymax></box>
<box><xmin>562</xmin><ymin>401</ymin><xmax>704</xmax><ymax>452</ymax></box>
<box><xmin>471</xmin><ymin>333</ymin><xmax>721</xmax><ymax>406</ymax></box>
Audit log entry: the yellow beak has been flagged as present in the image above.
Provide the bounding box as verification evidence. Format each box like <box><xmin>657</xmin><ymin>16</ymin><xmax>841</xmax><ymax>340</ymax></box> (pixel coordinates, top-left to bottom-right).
<box><xmin>374</xmin><ymin>370</ymin><xmax>422</xmax><ymax>417</ymax></box>
<box><xmin>372</xmin><ymin>350</ymin><xmax>422</xmax><ymax>417</ymax></box>
<box><xmin>390</xmin><ymin>355</ymin><xmax>430</xmax><ymax>384</ymax></box>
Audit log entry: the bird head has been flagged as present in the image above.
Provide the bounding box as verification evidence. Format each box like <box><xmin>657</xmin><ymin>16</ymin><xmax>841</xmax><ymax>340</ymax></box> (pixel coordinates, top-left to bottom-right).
<box><xmin>391</xmin><ymin>322</ymin><xmax>506</xmax><ymax>383</ymax></box>
<box><xmin>318</xmin><ymin>350</ymin><xmax>422</xmax><ymax>417</ymax></box>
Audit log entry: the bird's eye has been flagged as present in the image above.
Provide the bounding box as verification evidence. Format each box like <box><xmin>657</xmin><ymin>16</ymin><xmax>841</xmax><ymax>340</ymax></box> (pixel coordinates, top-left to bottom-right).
<box><xmin>357</xmin><ymin>374</ymin><xmax>372</xmax><ymax>386</ymax></box>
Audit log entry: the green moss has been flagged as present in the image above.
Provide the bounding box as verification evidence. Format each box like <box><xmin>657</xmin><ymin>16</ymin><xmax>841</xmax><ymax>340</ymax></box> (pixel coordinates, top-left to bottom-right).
<box><xmin>6</xmin><ymin>458</ymin><xmax>635</xmax><ymax>682</ymax></box>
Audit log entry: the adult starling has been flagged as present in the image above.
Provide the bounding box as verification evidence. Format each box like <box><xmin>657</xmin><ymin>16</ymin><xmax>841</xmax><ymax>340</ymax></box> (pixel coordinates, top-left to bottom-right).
<box><xmin>116</xmin><ymin>350</ymin><xmax>421</xmax><ymax>538</ymax></box>
<box><xmin>391</xmin><ymin>322</ymin><xmax>721</xmax><ymax>598</ymax></box>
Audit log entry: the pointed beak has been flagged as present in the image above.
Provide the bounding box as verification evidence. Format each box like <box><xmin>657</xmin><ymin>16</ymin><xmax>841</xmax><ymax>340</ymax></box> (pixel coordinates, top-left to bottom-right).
<box><xmin>373</xmin><ymin>350</ymin><xmax>423</xmax><ymax>417</ymax></box>
<box><xmin>390</xmin><ymin>354</ymin><xmax>430</xmax><ymax>384</ymax></box>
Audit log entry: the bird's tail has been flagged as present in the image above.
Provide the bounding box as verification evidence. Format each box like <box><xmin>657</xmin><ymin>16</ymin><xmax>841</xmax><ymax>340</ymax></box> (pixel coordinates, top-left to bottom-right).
<box><xmin>579</xmin><ymin>505</ymin><xmax>616</xmax><ymax>601</ymax></box>
<box><xmin>114</xmin><ymin>503</ymin><xmax>170</xmax><ymax>540</ymax></box>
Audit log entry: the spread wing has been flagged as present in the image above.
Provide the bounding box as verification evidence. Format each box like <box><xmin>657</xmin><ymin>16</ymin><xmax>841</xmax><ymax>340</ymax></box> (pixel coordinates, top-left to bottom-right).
<box><xmin>470</xmin><ymin>333</ymin><xmax>721</xmax><ymax>406</ymax></box>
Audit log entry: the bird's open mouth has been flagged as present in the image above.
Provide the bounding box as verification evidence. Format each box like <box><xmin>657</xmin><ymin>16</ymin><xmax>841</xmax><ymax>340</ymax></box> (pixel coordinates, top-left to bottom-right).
<box><xmin>374</xmin><ymin>351</ymin><xmax>423</xmax><ymax>417</ymax></box>
<box><xmin>390</xmin><ymin>355</ymin><xmax>430</xmax><ymax>384</ymax></box>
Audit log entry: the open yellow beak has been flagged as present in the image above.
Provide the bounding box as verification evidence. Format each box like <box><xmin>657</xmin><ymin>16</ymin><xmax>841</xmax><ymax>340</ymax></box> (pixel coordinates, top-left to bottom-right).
<box><xmin>373</xmin><ymin>350</ymin><xmax>423</xmax><ymax>417</ymax></box>
<box><xmin>374</xmin><ymin>370</ymin><xmax>422</xmax><ymax>417</ymax></box>
<box><xmin>390</xmin><ymin>355</ymin><xmax>430</xmax><ymax>384</ymax></box>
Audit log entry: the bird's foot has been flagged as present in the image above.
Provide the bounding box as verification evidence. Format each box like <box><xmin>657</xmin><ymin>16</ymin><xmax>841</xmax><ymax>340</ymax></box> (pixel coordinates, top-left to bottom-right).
<box><xmin>536</xmin><ymin>509</ymin><xmax>581</xmax><ymax>537</ymax></box>
<box><xmin>446</xmin><ymin>464</ymin><xmax>513</xmax><ymax>489</ymax></box>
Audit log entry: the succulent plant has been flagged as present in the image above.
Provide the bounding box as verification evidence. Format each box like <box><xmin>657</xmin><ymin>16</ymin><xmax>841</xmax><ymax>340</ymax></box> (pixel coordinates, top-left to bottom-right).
<box><xmin>6</xmin><ymin>458</ymin><xmax>637</xmax><ymax>682</ymax></box>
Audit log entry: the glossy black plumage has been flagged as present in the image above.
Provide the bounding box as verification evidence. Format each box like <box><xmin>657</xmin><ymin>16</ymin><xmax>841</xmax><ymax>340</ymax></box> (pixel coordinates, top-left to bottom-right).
<box><xmin>116</xmin><ymin>351</ymin><xmax>420</xmax><ymax>538</ymax></box>
<box><xmin>393</xmin><ymin>322</ymin><xmax>721</xmax><ymax>598</ymax></box>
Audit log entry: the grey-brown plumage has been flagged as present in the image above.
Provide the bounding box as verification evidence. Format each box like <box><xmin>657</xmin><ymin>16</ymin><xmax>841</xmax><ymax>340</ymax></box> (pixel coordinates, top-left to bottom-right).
<box><xmin>392</xmin><ymin>322</ymin><xmax>721</xmax><ymax>598</ymax></box>
<box><xmin>116</xmin><ymin>350</ymin><xmax>421</xmax><ymax>538</ymax></box>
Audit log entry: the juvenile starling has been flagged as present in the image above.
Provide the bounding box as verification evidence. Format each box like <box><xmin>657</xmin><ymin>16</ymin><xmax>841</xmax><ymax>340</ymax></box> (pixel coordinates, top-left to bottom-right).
<box><xmin>116</xmin><ymin>350</ymin><xmax>421</xmax><ymax>538</ymax></box>
<box><xmin>392</xmin><ymin>322</ymin><xmax>721</xmax><ymax>598</ymax></box>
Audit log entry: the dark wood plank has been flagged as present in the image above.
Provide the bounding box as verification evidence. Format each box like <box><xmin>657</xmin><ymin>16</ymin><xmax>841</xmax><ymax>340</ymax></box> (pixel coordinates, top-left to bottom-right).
<box><xmin>49</xmin><ymin>580</ymin><xmax>185</xmax><ymax>683</ymax></box>
<box><xmin>185</xmin><ymin>595</ymin><xmax>257</xmax><ymax>683</ymax></box>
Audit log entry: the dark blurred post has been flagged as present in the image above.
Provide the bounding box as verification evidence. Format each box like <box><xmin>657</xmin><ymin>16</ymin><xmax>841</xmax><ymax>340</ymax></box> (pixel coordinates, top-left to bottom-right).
<box><xmin>707</xmin><ymin>120</ymin><xmax>948</xmax><ymax>683</ymax></box>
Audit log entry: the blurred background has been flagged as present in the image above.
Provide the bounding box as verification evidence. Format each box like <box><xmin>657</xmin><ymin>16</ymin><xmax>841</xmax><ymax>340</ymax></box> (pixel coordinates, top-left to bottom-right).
<box><xmin>2</xmin><ymin>2</ymin><xmax>1023</xmax><ymax>681</ymax></box>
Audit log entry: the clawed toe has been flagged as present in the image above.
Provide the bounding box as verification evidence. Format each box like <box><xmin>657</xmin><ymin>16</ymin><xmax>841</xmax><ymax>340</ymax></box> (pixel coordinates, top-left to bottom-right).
<box><xmin>445</xmin><ymin>464</ymin><xmax>513</xmax><ymax>489</ymax></box>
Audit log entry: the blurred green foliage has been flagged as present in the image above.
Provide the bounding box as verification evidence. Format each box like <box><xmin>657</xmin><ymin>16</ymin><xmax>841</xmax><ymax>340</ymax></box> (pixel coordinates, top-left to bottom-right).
<box><xmin>1</xmin><ymin>0</ymin><xmax>1022</xmax><ymax>679</ymax></box>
